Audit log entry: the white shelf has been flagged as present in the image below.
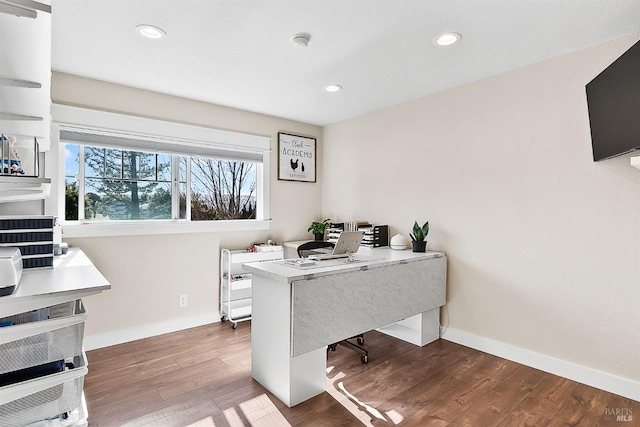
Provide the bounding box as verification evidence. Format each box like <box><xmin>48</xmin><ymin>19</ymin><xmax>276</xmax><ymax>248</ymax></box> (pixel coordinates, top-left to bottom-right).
<box><xmin>227</xmin><ymin>250</ymin><xmax>284</xmax><ymax>264</ymax></box>
<box><xmin>229</xmin><ymin>277</ymin><xmax>252</xmax><ymax>291</ymax></box>
<box><xmin>222</xmin><ymin>298</ymin><xmax>252</xmax><ymax>320</ymax></box>
<box><xmin>0</xmin><ymin>77</ymin><xmax>41</xmax><ymax>89</ymax></box>
<box><xmin>0</xmin><ymin>3</ymin><xmax>51</xmax><ymax>149</ymax></box>
<box><xmin>0</xmin><ymin>112</ymin><xmax>44</xmax><ymax>121</ymax></box>
<box><xmin>0</xmin><ymin>248</ymin><xmax>110</xmax><ymax>318</ymax></box>
<box><xmin>0</xmin><ymin>303</ymin><xmax>86</xmax><ymax>344</ymax></box>
<box><xmin>0</xmin><ymin>177</ymin><xmax>51</xmax><ymax>203</ymax></box>
<box><xmin>0</xmin><ymin>353</ymin><xmax>87</xmax><ymax>423</ymax></box>
<box><xmin>0</xmin><ymin>3</ymin><xmax>51</xmax><ymax>203</ymax></box>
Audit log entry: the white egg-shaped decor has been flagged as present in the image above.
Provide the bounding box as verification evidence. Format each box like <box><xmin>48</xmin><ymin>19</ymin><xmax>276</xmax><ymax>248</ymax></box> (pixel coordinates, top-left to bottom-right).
<box><xmin>390</xmin><ymin>234</ymin><xmax>410</xmax><ymax>250</ymax></box>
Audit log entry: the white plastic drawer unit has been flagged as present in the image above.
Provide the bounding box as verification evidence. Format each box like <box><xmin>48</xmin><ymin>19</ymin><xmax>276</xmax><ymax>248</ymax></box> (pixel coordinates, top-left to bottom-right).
<box><xmin>0</xmin><ymin>352</ymin><xmax>87</xmax><ymax>427</ymax></box>
<box><xmin>0</xmin><ymin>300</ymin><xmax>86</xmax><ymax>374</ymax></box>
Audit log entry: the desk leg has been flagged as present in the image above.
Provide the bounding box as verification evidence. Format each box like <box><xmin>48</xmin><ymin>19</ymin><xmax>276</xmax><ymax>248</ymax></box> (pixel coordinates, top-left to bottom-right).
<box><xmin>290</xmin><ymin>348</ymin><xmax>326</xmax><ymax>406</ymax></box>
<box><xmin>377</xmin><ymin>308</ymin><xmax>441</xmax><ymax>346</ymax></box>
<box><xmin>251</xmin><ymin>275</ymin><xmax>326</xmax><ymax>407</ymax></box>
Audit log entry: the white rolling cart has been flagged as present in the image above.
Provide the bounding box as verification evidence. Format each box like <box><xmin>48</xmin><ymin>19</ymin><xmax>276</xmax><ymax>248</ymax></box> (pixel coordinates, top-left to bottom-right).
<box><xmin>220</xmin><ymin>247</ymin><xmax>283</xmax><ymax>329</ymax></box>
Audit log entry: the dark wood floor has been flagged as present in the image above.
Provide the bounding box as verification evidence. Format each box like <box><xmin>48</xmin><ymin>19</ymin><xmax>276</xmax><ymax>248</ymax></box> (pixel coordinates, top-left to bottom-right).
<box><xmin>84</xmin><ymin>322</ymin><xmax>638</xmax><ymax>426</ymax></box>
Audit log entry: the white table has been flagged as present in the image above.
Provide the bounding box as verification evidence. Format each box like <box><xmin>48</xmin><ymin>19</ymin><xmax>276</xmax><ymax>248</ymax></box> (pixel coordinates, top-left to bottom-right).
<box><xmin>0</xmin><ymin>248</ymin><xmax>111</xmax><ymax>317</ymax></box>
<box><xmin>243</xmin><ymin>247</ymin><xmax>446</xmax><ymax>407</ymax></box>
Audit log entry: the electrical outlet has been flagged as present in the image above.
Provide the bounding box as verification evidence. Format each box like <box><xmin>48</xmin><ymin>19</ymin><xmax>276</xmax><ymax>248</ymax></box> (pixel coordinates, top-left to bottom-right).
<box><xmin>179</xmin><ymin>294</ymin><xmax>188</xmax><ymax>307</ymax></box>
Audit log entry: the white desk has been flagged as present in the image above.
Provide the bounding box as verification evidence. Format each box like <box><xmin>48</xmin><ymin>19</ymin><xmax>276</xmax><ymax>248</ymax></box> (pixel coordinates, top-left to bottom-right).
<box><xmin>0</xmin><ymin>248</ymin><xmax>111</xmax><ymax>318</ymax></box>
<box><xmin>243</xmin><ymin>247</ymin><xmax>446</xmax><ymax>407</ymax></box>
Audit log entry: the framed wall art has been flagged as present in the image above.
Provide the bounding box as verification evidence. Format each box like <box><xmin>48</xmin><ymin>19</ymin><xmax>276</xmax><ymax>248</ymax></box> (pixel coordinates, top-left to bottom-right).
<box><xmin>278</xmin><ymin>132</ymin><xmax>316</xmax><ymax>182</ymax></box>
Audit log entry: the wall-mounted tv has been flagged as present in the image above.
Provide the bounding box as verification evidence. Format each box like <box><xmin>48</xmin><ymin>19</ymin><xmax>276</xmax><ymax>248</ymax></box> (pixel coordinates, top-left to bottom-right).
<box><xmin>586</xmin><ymin>39</ymin><xmax>640</xmax><ymax>161</ymax></box>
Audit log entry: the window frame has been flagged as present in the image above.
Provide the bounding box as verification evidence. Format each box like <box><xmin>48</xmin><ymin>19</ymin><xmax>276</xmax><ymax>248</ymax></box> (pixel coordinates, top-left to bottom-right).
<box><xmin>49</xmin><ymin>104</ymin><xmax>271</xmax><ymax>238</ymax></box>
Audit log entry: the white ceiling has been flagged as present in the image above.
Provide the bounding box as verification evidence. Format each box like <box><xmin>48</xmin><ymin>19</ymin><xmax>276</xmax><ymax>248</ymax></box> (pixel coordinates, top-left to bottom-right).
<box><xmin>51</xmin><ymin>0</ymin><xmax>640</xmax><ymax>126</ymax></box>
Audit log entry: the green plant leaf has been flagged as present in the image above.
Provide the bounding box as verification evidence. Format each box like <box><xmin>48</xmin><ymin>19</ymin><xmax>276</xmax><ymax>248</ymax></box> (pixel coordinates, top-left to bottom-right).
<box><xmin>308</xmin><ymin>218</ymin><xmax>332</xmax><ymax>234</ymax></box>
<box><xmin>411</xmin><ymin>220</ymin><xmax>429</xmax><ymax>241</ymax></box>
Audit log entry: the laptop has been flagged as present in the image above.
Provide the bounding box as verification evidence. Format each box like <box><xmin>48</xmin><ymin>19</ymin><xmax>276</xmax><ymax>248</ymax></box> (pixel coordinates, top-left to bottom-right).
<box><xmin>308</xmin><ymin>231</ymin><xmax>364</xmax><ymax>260</ymax></box>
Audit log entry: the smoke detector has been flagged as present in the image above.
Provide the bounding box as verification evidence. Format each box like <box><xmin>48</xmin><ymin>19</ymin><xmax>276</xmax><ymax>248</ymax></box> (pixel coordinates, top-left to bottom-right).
<box><xmin>291</xmin><ymin>32</ymin><xmax>311</xmax><ymax>47</ymax></box>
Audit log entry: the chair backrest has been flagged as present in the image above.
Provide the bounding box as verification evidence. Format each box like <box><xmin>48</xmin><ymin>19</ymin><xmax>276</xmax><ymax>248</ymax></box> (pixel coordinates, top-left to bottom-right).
<box><xmin>297</xmin><ymin>241</ymin><xmax>335</xmax><ymax>258</ymax></box>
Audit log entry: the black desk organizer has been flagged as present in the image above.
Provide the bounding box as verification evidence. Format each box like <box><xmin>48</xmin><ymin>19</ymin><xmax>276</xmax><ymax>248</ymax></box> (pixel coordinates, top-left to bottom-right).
<box><xmin>0</xmin><ymin>216</ymin><xmax>54</xmax><ymax>269</ymax></box>
<box><xmin>328</xmin><ymin>222</ymin><xmax>389</xmax><ymax>248</ymax></box>
<box><xmin>360</xmin><ymin>225</ymin><xmax>389</xmax><ymax>248</ymax></box>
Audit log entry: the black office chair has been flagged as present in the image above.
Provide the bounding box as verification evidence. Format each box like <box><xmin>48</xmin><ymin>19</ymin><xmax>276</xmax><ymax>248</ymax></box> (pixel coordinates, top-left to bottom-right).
<box><xmin>297</xmin><ymin>240</ymin><xmax>336</xmax><ymax>258</ymax></box>
<box><xmin>297</xmin><ymin>241</ymin><xmax>369</xmax><ymax>364</ymax></box>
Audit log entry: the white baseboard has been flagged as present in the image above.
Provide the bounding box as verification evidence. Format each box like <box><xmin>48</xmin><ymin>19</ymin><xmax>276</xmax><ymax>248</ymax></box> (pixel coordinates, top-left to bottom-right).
<box><xmin>83</xmin><ymin>312</ymin><xmax>220</xmax><ymax>351</ymax></box>
<box><xmin>441</xmin><ymin>327</ymin><xmax>640</xmax><ymax>402</ymax></box>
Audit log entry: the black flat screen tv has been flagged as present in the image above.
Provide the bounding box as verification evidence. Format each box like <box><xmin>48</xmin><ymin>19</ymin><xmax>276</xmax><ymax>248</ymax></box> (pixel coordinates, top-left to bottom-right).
<box><xmin>586</xmin><ymin>39</ymin><xmax>640</xmax><ymax>161</ymax></box>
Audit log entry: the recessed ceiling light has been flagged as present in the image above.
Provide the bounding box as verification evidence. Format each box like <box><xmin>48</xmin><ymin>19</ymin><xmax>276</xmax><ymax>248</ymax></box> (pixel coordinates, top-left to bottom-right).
<box><xmin>434</xmin><ymin>32</ymin><xmax>461</xmax><ymax>46</ymax></box>
<box><xmin>324</xmin><ymin>84</ymin><xmax>343</xmax><ymax>93</ymax></box>
<box><xmin>136</xmin><ymin>24</ymin><xmax>166</xmax><ymax>39</ymax></box>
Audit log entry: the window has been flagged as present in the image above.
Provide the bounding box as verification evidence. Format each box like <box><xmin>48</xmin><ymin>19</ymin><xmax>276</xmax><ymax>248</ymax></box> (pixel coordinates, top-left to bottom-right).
<box><xmin>52</xmin><ymin>104</ymin><xmax>270</xmax><ymax>237</ymax></box>
<box><xmin>64</xmin><ymin>144</ymin><xmax>257</xmax><ymax>222</ymax></box>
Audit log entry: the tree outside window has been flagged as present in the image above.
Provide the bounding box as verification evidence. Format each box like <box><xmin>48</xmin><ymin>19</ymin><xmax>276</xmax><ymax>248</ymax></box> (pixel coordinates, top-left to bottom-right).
<box><xmin>64</xmin><ymin>144</ymin><xmax>257</xmax><ymax>221</ymax></box>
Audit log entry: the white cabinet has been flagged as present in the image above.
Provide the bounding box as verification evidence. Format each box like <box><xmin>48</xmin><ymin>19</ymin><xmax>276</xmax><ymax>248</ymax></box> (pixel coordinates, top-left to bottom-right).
<box><xmin>220</xmin><ymin>248</ymin><xmax>283</xmax><ymax>328</ymax></box>
<box><xmin>0</xmin><ymin>248</ymin><xmax>110</xmax><ymax>426</ymax></box>
<box><xmin>0</xmin><ymin>0</ymin><xmax>52</xmax><ymax>202</ymax></box>
<box><xmin>282</xmin><ymin>240</ymin><xmax>311</xmax><ymax>259</ymax></box>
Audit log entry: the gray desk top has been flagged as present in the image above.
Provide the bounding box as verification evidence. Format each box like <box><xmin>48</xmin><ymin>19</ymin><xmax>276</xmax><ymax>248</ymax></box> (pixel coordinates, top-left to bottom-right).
<box><xmin>243</xmin><ymin>247</ymin><xmax>445</xmax><ymax>282</ymax></box>
<box><xmin>0</xmin><ymin>248</ymin><xmax>111</xmax><ymax>317</ymax></box>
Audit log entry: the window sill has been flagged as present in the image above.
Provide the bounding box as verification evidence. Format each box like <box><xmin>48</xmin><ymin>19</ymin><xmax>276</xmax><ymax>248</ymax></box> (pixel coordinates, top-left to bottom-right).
<box><xmin>61</xmin><ymin>219</ymin><xmax>270</xmax><ymax>238</ymax></box>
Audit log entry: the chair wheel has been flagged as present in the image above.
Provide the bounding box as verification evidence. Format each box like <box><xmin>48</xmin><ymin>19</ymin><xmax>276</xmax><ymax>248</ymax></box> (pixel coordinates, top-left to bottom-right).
<box><xmin>361</xmin><ymin>355</ymin><xmax>368</xmax><ymax>364</ymax></box>
<box><xmin>357</xmin><ymin>337</ymin><xmax>364</xmax><ymax>345</ymax></box>
<box><xmin>232</xmin><ymin>322</ymin><xmax>238</xmax><ymax>329</ymax></box>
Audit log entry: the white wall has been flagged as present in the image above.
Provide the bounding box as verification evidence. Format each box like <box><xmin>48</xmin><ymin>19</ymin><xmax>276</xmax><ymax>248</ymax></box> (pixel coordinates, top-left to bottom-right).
<box><xmin>51</xmin><ymin>72</ymin><xmax>322</xmax><ymax>344</ymax></box>
<box><xmin>321</xmin><ymin>34</ymin><xmax>640</xmax><ymax>389</ymax></box>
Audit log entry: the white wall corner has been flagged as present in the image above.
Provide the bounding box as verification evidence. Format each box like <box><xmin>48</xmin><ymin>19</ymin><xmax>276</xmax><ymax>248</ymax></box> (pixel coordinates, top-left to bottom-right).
<box><xmin>441</xmin><ymin>328</ymin><xmax>640</xmax><ymax>402</ymax></box>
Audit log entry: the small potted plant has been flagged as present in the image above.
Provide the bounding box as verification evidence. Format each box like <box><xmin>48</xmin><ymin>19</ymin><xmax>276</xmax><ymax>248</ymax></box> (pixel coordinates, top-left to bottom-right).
<box><xmin>410</xmin><ymin>220</ymin><xmax>429</xmax><ymax>252</ymax></box>
<box><xmin>308</xmin><ymin>219</ymin><xmax>331</xmax><ymax>241</ymax></box>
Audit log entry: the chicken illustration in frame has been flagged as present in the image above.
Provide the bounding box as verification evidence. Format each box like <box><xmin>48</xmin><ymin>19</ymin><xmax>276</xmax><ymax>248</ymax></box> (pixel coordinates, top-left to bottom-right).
<box><xmin>278</xmin><ymin>132</ymin><xmax>316</xmax><ymax>182</ymax></box>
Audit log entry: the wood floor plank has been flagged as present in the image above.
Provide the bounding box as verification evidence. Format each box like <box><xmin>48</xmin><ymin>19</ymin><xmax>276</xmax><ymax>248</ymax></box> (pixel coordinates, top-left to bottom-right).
<box><xmin>124</xmin><ymin>331</ymin><xmax>195</xmax><ymax>362</ymax></box>
<box><xmin>547</xmin><ymin>383</ymin><xmax>614</xmax><ymax>427</ymax></box>
<box><xmin>155</xmin><ymin>361</ymin><xmax>250</xmax><ymax>401</ymax></box>
<box><xmin>83</xmin><ymin>322</ymin><xmax>635</xmax><ymax>427</ymax></box>
<box><xmin>494</xmin><ymin>409</ymin><xmax>552</xmax><ymax>427</ymax></box>
<box><xmin>597</xmin><ymin>395</ymin><xmax>640</xmax><ymax>426</ymax></box>
<box><xmin>173</xmin><ymin>337</ymin><xmax>250</xmax><ymax>369</ymax></box>
<box><xmin>139</xmin><ymin>399</ymin><xmax>222</xmax><ymax>427</ymax></box>
<box><xmin>85</xmin><ymin>354</ymin><xmax>182</xmax><ymax>392</ymax></box>
<box><xmin>332</xmin><ymin>339</ymin><xmax>475</xmax><ymax>412</ymax></box>
<box><xmin>458</xmin><ymin>352</ymin><xmax>521</xmax><ymax>387</ymax></box>
<box><xmin>91</xmin><ymin>371</ymin><xmax>251</xmax><ymax>425</ymax></box>
<box><xmin>414</xmin><ymin>352</ymin><xmax>519</xmax><ymax>423</ymax></box>
<box><xmin>86</xmin><ymin>387</ymin><xmax>164</xmax><ymax>420</ymax></box>
<box><xmin>506</xmin><ymin>374</ymin><xmax>579</xmax><ymax>422</ymax></box>
<box><xmin>449</xmin><ymin>364</ymin><xmax>546</xmax><ymax>426</ymax></box>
